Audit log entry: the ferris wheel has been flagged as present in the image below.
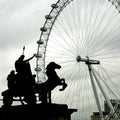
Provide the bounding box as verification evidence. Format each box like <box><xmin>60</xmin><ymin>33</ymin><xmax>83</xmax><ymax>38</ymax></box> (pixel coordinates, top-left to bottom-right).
<box><xmin>35</xmin><ymin>0</ymin><xmax>120</xmax><ymax>119</ymax></box>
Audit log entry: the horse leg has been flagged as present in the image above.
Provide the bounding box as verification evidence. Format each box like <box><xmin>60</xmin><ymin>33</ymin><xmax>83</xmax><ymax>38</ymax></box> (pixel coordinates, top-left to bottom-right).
<box><xmin>59</xmin><ymin>78</ymin><xmax>67</xmax><ymax>91</ymax></box>
<box><xmin>19</xmin><ymin>96</ymin><xmax>25</xmax><ymax>105</ymax></box>
<box><xmin>47</xmin><ymin>91</ymin><xmax>51</xmax><ymax>103</ymax></box>
<box><xmin>41</xmin><ymin>92</ymin><xmax>47</xmax><ymax>103</ymax></box>
<box><xmin>59</xmin><ymin>83</ymin><xmax>67</xmax><ymax>91</ymax></box>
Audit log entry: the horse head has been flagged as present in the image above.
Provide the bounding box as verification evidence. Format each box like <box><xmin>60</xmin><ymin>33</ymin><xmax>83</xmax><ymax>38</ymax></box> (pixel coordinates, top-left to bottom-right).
<box><xmin>46</xmin><ymin>62</ymin><xmax>61</xmax><ymax>70</ymax></box>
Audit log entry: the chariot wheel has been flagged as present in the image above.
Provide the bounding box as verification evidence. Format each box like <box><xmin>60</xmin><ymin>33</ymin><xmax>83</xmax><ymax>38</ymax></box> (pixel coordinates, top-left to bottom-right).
<box><xmin>35</xmin><ymin>0</ymin><xmax>120</xmax><ymax>119</ymax></box>
<box><xmin>2</xmin><ymin>92</ymin><xmax>13</xmax><ymax>107</ymax></box>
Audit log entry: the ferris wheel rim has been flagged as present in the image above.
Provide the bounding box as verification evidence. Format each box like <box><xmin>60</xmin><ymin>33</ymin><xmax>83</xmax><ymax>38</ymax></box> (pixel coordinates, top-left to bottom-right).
<box><xmin>36</xmin><ymin>0</ymin><xmax>74</xmax><ymax>82</ymax></box>
<box><xmin>35</xmin><ymin>0</ymin><xmax>120</xmax><ymax>119</ymax></box>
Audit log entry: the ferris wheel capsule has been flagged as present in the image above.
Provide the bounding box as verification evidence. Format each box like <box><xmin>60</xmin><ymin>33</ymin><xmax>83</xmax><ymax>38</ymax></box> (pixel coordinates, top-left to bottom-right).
<box><xmin>45</xmin><ymin>15</ymin><xmax>52</xmax><ymax>20</ymax></box>
<box><xmin>37</xmin><ymin>40</ymin><xmax>44</xmax><ymax>45</ymax></box>
<box><xmin>51</xmin><ymin>4</ymin><xmax>59</xmax><ymax>8</ymax></box>
<box><xmin>40</xmin><ymin>27</ymin><xmax>47</xmax><ymax>32</ymax></box>
<box><xmin>34</xmin><ymin>53</ymin><xmax>42</xmax><ymax>58</ymax></box>
<box><xmin>34</xmin><ymin>67</ymin><xmax>41</xmax><ymax>72</ymax></box>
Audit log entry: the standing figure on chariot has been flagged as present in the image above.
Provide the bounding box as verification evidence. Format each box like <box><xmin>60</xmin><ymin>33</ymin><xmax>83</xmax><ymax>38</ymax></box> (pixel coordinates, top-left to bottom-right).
<box><xmin>15</xmin><ymin>46</ymin><xmax>35</xmax><ymax>78</ymax></box>
<box><xmin>14</xmin><ymin>53</ymin><xmax>35</xmax><ymax>91</ymax></box>
<box><xmin>14</xmin><ymin>48</ymin><xmax>36</xmax><ymax>104</ymax></box>
<box><xmin>1</xmin><ymin>48</ymin><xmax>36</xmax><ymax>107</ymax></box>
<box><xmin>15</xmin><ymin>54</ymin><xmax>35</xmax><ymax>77</ymax></box>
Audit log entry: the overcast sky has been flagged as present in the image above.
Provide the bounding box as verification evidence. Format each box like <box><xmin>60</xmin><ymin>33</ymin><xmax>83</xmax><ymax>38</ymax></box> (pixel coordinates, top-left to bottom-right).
<box><xmin>1</xmin><ymin>1</ymin><xmax>120</xmax><ymax>120</ymax></box>
<box><xmin>0</xmin><ymin>0</ymin><xmax>57</xmax><ymax>102</ymax></box>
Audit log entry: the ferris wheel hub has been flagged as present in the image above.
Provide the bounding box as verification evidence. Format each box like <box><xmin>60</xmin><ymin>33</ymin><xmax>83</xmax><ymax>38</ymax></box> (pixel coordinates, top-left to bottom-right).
<box><xmin>76</xmin><ymin>56</ymin><xmax>100</xmax><ymax>65</ymax></box>
<box><xmin>76</xmin><ymin>55</ymin><xmax>81</xmax><ymax>62</ymax></box>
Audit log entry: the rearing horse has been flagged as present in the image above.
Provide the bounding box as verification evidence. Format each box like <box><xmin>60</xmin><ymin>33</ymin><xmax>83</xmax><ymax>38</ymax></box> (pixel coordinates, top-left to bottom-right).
<box><xmin>35</xmin><ymin>62</ymin><xmax>67</xmax><ymax>103</ymax></box>
<box><xmin>46</xmin><ymin>62</ymin><xmax>67</xmax><ymax>91</ymax></box>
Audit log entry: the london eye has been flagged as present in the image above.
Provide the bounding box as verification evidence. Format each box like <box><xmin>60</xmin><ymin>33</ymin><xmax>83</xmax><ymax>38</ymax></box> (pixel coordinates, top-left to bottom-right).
<box><xmin>35</xmin><ymin>0</ymin><xmax>120</xmax><ymax>119</ymax></box>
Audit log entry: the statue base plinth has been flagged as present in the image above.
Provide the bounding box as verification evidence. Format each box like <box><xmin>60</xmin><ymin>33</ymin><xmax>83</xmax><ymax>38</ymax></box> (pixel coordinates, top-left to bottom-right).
<box><xmin>0</xmin><ymin>103</ymin><xmax>77</xmax><ymax>120</ymax></box>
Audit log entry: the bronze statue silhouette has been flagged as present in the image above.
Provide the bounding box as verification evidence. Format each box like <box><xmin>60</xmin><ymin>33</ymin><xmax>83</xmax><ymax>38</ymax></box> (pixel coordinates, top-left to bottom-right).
<box><xmin>6</xmin><ymin>70</ymin><xmax>16</xmax><ymax>90</ymax></box>
<box><xmin>1</xmin><ymin>52</ymin><xmax>36</xmax><ymax>107</ymax></box>
<box><xmin>1</xmin><ymin>59</ymin><xmax>67</xmax><ymax>106</ymax></box>
<box><xmin>34</xmin><ymin>62</ymin><xmax>67</xmax><ymax>103</ymax></box>
<box><xmin>46</xmin><ymin>62</ymin><xmax>67</xmax><ymax>91</ymax></box>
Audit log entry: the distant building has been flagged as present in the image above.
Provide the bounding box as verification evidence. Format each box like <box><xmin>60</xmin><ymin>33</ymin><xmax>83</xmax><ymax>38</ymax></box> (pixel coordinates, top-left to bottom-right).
<box><xmin>91</xmin><ymin>112</ymin><xmax>101</xmax><ymax>120</ymax></box>
<box><xmin>91</xmin><ymin>99</ymin><xmax>120</xmax><ymax>120</ymax></box>
<box><xmin>91</xmin><ymin>112</ymin><xmax>107</xmax><ymax>120</ymax></box>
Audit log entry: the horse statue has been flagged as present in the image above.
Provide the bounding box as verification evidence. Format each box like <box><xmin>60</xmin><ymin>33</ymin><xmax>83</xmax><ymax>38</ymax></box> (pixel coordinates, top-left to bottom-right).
<box><xmin>34</xmin><ymin>62</ymin><xmax>67</xmax><ymax>103</ymax></box>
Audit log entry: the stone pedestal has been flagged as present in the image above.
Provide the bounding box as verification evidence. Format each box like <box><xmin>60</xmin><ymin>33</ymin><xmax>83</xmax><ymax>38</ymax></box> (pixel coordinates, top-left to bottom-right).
<box><xmin>0</xmin><ymin>103</ymin><xmax>77</xmax><ymax>120</ymax></box>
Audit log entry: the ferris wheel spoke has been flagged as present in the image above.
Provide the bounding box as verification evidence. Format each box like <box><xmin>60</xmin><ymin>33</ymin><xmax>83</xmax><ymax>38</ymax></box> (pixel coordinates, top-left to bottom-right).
<box><xmin>51</xmin><ymin>26</ymin><xmax>80</xmax><ymax>55</ymax></box>
<box><xmin>93</xmin><ymin>65</ymin><xmax>120</xmax><ymax>98</ymax></box>
<box><xmin>54</xmin><ymin>3</ymin><xmax>84</xmax><ymax>52</ymax></box>
<box><xmin>89</xmin><ymin>10</ymin><xmax>118</xmax><ymax>54</ymax></box>
<box><xmin>89</xmin><ymin>49</ymin><xmax>120</xmax><ymax>59</ymax></box>
<box><xmin>90</xmin><ymin>28</ymin><xmax>120</xmax><ymax>55</ymax></box>
<box><xmin>89</xmin><ymin>16</ymin><xmax>120</xmax><ymax>55</ymax></box>
<box><xmin>88</xmin><ymin>0</ymin><xmax>109</xmax><ymax>49</ymax></box>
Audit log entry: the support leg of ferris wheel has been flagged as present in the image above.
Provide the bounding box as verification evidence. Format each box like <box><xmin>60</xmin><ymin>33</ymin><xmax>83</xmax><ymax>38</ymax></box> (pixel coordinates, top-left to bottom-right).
<box><xmin>91</xmin><ymin>66</ymin><xmax>119</xmax><ymax>120</ymax></box>
<box><xmin>87</xmin><ymin>63</ymin><xmax>104</xmax><ymax>120</ymax></box>
<box><xmin>77</xmin><ymin>56</ymin><xmax>104</xmax><ymax>119</ymax></box>
<box><xmin>77</xmin><ymin>56</ymin><xmax>118</xmax><ymax>119</ymax></box>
